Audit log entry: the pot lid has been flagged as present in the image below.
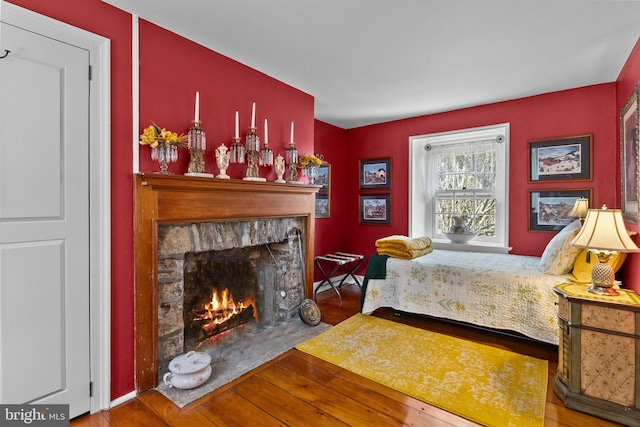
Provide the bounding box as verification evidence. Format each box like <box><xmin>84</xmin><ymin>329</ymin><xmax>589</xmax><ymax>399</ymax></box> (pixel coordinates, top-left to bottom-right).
<box><xmin>168</xmin><ymin>351</ymin><xmax>211</xmax><ymax>374</ymax></box>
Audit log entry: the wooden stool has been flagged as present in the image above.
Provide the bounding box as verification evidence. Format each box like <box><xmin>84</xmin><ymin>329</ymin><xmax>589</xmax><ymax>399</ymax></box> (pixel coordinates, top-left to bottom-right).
<box><xmin>314</xmin><ymin>252</ymin><xmax>364</xmax><ymax>301</ymax></box>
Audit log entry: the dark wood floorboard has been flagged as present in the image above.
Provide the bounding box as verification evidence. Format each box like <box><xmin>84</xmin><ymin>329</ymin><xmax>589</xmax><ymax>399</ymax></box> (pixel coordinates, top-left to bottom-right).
<box><xmin>71</xmin><ymin>284</ymin><xmax>625</xmax><ymax>427</ymax></box>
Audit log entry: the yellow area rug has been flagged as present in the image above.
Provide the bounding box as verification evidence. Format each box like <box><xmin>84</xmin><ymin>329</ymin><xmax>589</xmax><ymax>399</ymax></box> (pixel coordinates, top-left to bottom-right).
<box><xmin>296</xmin><ymin>314</ymin><xmax>547</xmax><ymax>427</ymax></box>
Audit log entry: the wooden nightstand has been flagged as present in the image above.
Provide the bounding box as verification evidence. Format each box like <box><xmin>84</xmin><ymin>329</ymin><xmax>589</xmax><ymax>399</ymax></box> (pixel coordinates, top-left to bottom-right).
<box><xmin>553</xmin><ymin>283</ymin><xmax>640</xmax><ymax>426</ymax></box>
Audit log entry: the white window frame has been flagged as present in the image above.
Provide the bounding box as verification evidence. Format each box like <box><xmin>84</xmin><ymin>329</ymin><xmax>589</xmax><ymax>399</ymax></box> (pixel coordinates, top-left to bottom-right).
<box><xmin>409</xmin><ymin>123</ymin><xmax>510</xmax><ymax>253</ymax></box>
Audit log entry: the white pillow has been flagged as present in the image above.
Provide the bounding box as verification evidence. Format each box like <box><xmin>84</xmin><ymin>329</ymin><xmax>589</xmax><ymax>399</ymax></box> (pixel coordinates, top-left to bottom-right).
<box><xmin>540</xmin><ymin>220</ymin><xmax>583</xmax><ymax>275</ymax></box>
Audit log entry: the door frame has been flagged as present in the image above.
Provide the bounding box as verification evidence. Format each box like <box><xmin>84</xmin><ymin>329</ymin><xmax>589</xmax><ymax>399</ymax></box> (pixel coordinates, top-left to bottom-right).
<box><xmin>1</xmin><ymin>2</ymin><xmax>111</xmax><ymax>414</ymax></box>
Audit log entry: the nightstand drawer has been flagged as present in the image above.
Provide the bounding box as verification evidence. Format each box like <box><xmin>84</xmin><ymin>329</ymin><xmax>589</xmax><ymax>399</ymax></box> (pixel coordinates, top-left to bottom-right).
<box><xmin>581</xmin><ymin>303</ymin><xmax>636</xmax><ymax>335</ymax></box>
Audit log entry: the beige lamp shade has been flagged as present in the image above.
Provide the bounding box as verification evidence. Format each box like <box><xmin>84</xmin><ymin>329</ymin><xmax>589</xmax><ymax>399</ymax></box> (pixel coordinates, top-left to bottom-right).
<box><xmin>568</xmin><ymin>197</ymin><xmax>589</xmax><ymax>219</ymax></box>
<box><xmin>571</xmin><ymin>206</ymin><xmax>639</xmax><ymax>252</ymax></box>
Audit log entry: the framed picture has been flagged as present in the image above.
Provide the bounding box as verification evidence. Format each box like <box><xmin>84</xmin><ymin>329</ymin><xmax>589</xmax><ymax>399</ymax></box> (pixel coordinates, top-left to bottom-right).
<box><xmin>315</xmin><ymin>193</ymin><xmax>329</xmax><ymax>218</ymax></box>
<box><xmin>359</xmin><ymin>158</ymin><xmax>391</xmax><ymax>189</ymax></box>
<box><xmin>529</xmin><ymin>189</ymin><xmax>591</xmax><ymax>231</ymax></box>
<box><xmin>528</xmin><ymin>134</ymin><xmax>592</xmax><ymax>182</ymax></box>
<box><xmin>314</xmin><ymin>163</ymin><xmax>330</xmax><ymax>218</ymax></box>
<box><xmin>359</xmin><ymin>194</ymin><xmax>391</xmax><ymax>225</ymax></box>
<box><xmin>316</xmin><ymin>163</ymin><xmax>330</xmax><ymax>191</ymax></box>
<box><xmin>621</xmin><ymin>83</ymin><xmax>640</xmax><ymax>223</ymax></box>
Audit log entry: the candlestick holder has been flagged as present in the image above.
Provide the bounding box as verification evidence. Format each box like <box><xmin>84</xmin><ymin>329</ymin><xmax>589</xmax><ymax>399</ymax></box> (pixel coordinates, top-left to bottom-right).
<box><xmin>185</xmin><ymin>121</ymin><xmax>213</xmax><ymax>178</ymax></box>
<box><xmin>244</xmin><ymin>128</ymin><xmax>265</xmax><ymax>181</ymax></box>
<box><xmin>286</xmin><ymin>140</ymin><xmax>301</xmax><ymax>183</ymax></box>
<box><xmin>229</xmin><ymin>137</ymin><xmax>244</xmax><ymax>163</ymax></box>
<box><xmin>259</xmin><ymin>140</ymin><xmax>273</xmax><ymax>167</ymax></box>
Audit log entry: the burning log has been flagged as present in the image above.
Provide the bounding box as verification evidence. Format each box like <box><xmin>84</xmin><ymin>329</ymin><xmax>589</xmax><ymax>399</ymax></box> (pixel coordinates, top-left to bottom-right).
<box><xmin>194</xmin><ymin>304</ymin><xmax>255</xmax><ymax>341</ymax></box>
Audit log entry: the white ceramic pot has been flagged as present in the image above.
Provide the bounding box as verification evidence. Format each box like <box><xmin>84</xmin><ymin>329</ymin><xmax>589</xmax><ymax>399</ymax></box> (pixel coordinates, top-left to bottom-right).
<box><xmin>163</xmin><ymin>351</ymin><xmax>212</xmax><ymax>389</ymax></box>
<box><xmin>443</xmin><ymin>232</ymin><xmax>476</xmax><ymax>244</ymax></box>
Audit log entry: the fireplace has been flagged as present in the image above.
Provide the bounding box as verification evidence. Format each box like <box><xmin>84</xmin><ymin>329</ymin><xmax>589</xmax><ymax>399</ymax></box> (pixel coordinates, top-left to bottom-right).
<box><xmin>134</xmin><ymin>174</ymin><xmax>318</xmax><ymax>392</ymax></box>
<box><xmin>155</xmin><ymin>217</ymin><xmax>306</xmax><ymax>380</ymax></box>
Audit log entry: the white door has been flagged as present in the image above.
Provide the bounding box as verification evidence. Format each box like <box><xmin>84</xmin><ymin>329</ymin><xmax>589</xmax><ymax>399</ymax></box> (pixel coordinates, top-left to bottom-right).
<box><xmin>0</xmin><ymin>20</ymin><xmax>91</xmax><ymax>418</ymax></box>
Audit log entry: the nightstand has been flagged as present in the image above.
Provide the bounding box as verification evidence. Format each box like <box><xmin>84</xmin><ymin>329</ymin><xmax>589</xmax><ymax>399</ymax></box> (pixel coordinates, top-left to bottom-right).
<box><xmin>553</xmin><ymin>283</ymin><xmax>640</xmax><ymax>426</ymax></box>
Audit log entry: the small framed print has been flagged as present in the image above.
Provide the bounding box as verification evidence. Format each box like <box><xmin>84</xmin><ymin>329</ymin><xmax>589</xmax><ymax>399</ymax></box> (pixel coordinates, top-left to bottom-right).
<box><xmin>529</xmin><ymin>189</ymin><xmax>591</xmax><ymax>232</ymax></box>
<box><xmin>315</xmin><ymin>193</ymin><xmax>329</xmax><ymax>218</ymax></box>
<box><xmin>529</xmin><ymin>134</ymin><xmax>592</xmax><ymax>182</ymax></box>
<box><xmin>359</xmin><ymin>194</ymin><xmax>390</xmax><ymax>225</ymax></box>
<box><xmin>359</xmin><ymin>158</ymin><xmax>391</xmax><ymax>189</ymax></box>
<box><xmin>621</xmin><ymin>83</ymin><xmax>640</xmax><ymax>223</ymax></box>
<box><xmin>316</xmin><ymin>163</ymin><xmax>330</xmax><ymax>191</ymax></box>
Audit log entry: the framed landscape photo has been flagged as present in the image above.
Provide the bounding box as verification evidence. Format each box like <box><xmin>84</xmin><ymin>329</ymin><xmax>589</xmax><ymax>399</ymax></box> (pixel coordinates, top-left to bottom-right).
<box><xmin>359</xmin><ymin>194</ymin><xmax>390</xmax><ymax>225</ymax></box>
<box><xmin>359</xmin><ymin>158</ymin><xmax>391</xmax><ymax>189</ymax></box>
<box><xmin>529</xmin><ymin>189</ymin><xmax>591</xmax><ymax>231</ymax></box>
<box><xmin>315</xmin><ymin>193</ymin><xmax>329</xmax><ymax>218</ymax></box>
<box><xmin>529</xmin><ymin>135</ymin><xmax>592</xmax><ymax>182</ymax></box>
<box><xmin>316</xmin><ymin>163</ymin><xmax>330</xmax><ymax>191</ymax></box>
<box><xmin>621</xmin><ymin>83</ymin><xmax>640</xmax><ymax>223</ymax></box>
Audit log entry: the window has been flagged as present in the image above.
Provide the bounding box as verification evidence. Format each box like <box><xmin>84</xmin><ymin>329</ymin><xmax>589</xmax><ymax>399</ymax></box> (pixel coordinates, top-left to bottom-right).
<box><xmin>409</xmin><ymin>124</ymin><xmax>510</xmax><ymax>252</ymax></box>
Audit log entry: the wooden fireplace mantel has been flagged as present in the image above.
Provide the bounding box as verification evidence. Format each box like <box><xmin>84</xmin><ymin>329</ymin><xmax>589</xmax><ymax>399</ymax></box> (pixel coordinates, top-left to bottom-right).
<box><xmin>134</xmin><ymin>173</ymin><xmax>319</xmax><ymax>392</ymax></box>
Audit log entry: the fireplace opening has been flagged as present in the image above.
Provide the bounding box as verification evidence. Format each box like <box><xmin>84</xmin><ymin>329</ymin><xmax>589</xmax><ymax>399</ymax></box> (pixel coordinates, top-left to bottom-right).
<box><xmin>183</xmin><ymin>250</ymin><xmax>259</xmax><ymax>348</ymax></box>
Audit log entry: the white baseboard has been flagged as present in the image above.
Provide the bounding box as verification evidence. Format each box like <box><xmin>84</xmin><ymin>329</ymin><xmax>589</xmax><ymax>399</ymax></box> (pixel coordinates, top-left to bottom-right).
<box><xmin>110</xmin><ymin>391</ymin><xmax>137</xmax><ymax>408</ymax></box>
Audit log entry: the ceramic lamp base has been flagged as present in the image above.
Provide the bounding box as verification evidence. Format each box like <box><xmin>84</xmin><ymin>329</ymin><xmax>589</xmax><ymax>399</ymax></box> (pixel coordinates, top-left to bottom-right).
<box><xmin>587</xmin><ymin>284</ymin><xmax>620</xmax><ymax>296</ymax></box>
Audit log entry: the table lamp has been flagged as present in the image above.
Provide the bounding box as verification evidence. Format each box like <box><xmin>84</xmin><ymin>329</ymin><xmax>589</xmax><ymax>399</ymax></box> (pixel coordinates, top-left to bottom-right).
<box><xmin>571</xmin><ymin>205</ymin><xmax>639</xmax><ymax>296</ymax></box>
<box><xmin>568</xmin><ymin>197</ymin><xmax>589</xmax><ymax>222</ymax></box>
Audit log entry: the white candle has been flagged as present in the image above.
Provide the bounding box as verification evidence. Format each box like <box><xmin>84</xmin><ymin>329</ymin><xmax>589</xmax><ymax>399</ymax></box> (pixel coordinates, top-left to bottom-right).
<box><xmin>194</xmin><ymin>91</ymin><xmax>200</xmax><ymax>122</ymax></box>
<box><xmin>264</xmin><ymin>118</ymin><xmax>269</xmax><ymax>144</ymax></box>
<box><xmin>251</xmin><ymin>102</ymin><xmax>256</xmax><ymax>129</ymax></box>
<box><xmin>290</xmin><ymin>121</ymin><xmax>294</xmax><ymax>144</ymax></box>
<box><xmin>234</xmin><ymin>111</ymin><xmax>239</xmax><ymax>139</ymax></box>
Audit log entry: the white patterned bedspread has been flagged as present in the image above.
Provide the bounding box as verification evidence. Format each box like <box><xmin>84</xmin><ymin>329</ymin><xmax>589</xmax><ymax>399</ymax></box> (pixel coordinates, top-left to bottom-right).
<box><xmin>361</xmin><ymin>250</ymin><xmax>567</xmax><ymax>344</ymax></box>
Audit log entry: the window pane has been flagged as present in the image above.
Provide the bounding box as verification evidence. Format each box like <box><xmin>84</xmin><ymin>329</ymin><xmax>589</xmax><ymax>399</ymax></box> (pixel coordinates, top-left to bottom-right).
<box><xmin>453</xmin><ymin>198</ymin><xmax>474</xmax><ymax>214</ymax></box>
<box><xmin>438</xmin><ymin>173</ymin><xmax>455</xmax><ymax>190</ymax></box>
<box><xmin>475</xmin><ymin>215</ymin><xmax>496</xmax><ymax>237</ymax></box>
<box><xmin>475</xmin><ymin>198</ymin><xmax>496</xmax><ymax>215</ymax></box>
<box><xmin>436</xmin><ymin>198</ymin><xmax>453</xmax><ymax>214</ymax></box>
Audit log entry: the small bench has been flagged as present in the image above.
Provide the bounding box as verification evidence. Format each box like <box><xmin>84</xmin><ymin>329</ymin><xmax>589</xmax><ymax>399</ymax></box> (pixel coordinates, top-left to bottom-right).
<box><xmin>314</xmin><ymin>252</ymin><xmax>365</xmax><ymax>301</ymax></box>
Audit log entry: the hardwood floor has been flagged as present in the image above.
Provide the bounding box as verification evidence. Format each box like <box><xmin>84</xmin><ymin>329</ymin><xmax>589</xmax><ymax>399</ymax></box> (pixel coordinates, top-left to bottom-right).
<box><xmin>72</xmin><ymin>284</ymin><xmax>624</xmax><ymax>427</ymax></box>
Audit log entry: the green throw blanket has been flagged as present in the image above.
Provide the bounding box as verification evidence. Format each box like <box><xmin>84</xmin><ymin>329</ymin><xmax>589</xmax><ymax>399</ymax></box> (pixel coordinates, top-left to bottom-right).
<box><xmin>360</xmin><ymin>254</ymin><xmax>389</xmax><ymax>309</ymax></box>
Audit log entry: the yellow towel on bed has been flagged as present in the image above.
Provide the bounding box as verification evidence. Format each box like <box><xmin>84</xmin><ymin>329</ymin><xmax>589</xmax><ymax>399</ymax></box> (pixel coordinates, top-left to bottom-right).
<box><xmin>376</xmin><ymin>246</ymin><xmax>433</xmax><ymax>260</ymax></box>
<box><xmin>375</xmin><ymin>235</ymin><xmax>432</xmax><ymax>251</ymax></box>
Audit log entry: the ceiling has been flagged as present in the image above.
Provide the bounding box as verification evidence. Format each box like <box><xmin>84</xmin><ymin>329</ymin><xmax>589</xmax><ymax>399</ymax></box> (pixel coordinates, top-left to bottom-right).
<box><xmin>103</xmin><ymin>0</ymin><xmax>640</xmax><ymax>129</ymax></box>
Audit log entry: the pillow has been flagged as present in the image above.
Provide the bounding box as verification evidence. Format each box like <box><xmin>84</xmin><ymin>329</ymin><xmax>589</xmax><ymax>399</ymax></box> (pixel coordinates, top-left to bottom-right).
<box><xmin>569</xmin><ymin>249</ymin><xmax>627</xmax><ymax>283</ymax></box>
<box><xmin>539</xmin><ymin>220</ymin><xmax>583</xmax><ymax>275</ymax></box>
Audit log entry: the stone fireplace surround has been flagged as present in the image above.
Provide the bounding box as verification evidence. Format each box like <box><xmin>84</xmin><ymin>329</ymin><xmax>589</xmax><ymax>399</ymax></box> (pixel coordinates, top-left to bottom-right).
<box><xmin>134</xmin><ymin>174</ymin><xmax>318</xmax><ymax>392</ymax></box>
<box><xmin>156</xmin><ymin>217</ymin><xmax>305</xmax><ymax>380</ymax></box>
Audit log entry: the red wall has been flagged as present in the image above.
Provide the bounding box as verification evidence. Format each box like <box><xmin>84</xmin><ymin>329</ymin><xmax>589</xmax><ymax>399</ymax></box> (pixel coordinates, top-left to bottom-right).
<box><xmin>331</xmin><ymin>84</ymin><xmax>618</xmax><ymax>259</ymax></box>
<box><xmin>138</xmin><ymin>20</ymin><xmax>314</xmax><ymax>178</ymax></box>
<box><xmin>312</xmin><ymin>121</ymin><xmax>349</xmax><ymax>279</ymax></box>
<box><xmin>6</xmin><ymin>0</ymin><xmax>315</xmax><ymax>401</ymax></box>
<box><xmin>616</xmin><ymin>38</ymin><xmax>640</xmax><ymax>293</ymax></box>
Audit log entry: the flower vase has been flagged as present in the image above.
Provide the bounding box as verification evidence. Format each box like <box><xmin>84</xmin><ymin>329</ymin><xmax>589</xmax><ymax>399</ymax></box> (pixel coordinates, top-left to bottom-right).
<box><xmin>151</xmin><ymin>141</ymin><xmax>178</xmax><ymax>174</ymax></box>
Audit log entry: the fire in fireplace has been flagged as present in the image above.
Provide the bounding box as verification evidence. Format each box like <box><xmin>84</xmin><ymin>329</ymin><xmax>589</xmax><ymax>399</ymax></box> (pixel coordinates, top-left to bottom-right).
<box><xmin>183</xmin><ymin>248</ymin><xmax>262</xmax><ymax>348</ymax></box>
<box><xmin>191</xmin><ymin>287</ymin><xmax>256</xmax><ymax>342</ymax></box>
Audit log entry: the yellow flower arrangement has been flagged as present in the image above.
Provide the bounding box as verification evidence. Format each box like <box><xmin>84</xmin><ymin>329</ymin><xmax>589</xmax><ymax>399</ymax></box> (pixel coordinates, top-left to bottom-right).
<box><xmin>297</xmin><ymin>154</ymin><xmax>323</xmax><ymax>168</ymax></box>
<box><xmin>139</xmin><ymin>124</ymin><xmax>186</xmax><ymax>147</ymax></box>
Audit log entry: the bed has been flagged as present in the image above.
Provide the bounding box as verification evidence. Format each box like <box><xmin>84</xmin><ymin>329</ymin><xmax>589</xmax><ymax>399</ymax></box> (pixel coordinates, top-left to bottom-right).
<box><xmin>361</xmin><ymin>250</ymin><xmax>570</xmax><ymax>345</ymax></box>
